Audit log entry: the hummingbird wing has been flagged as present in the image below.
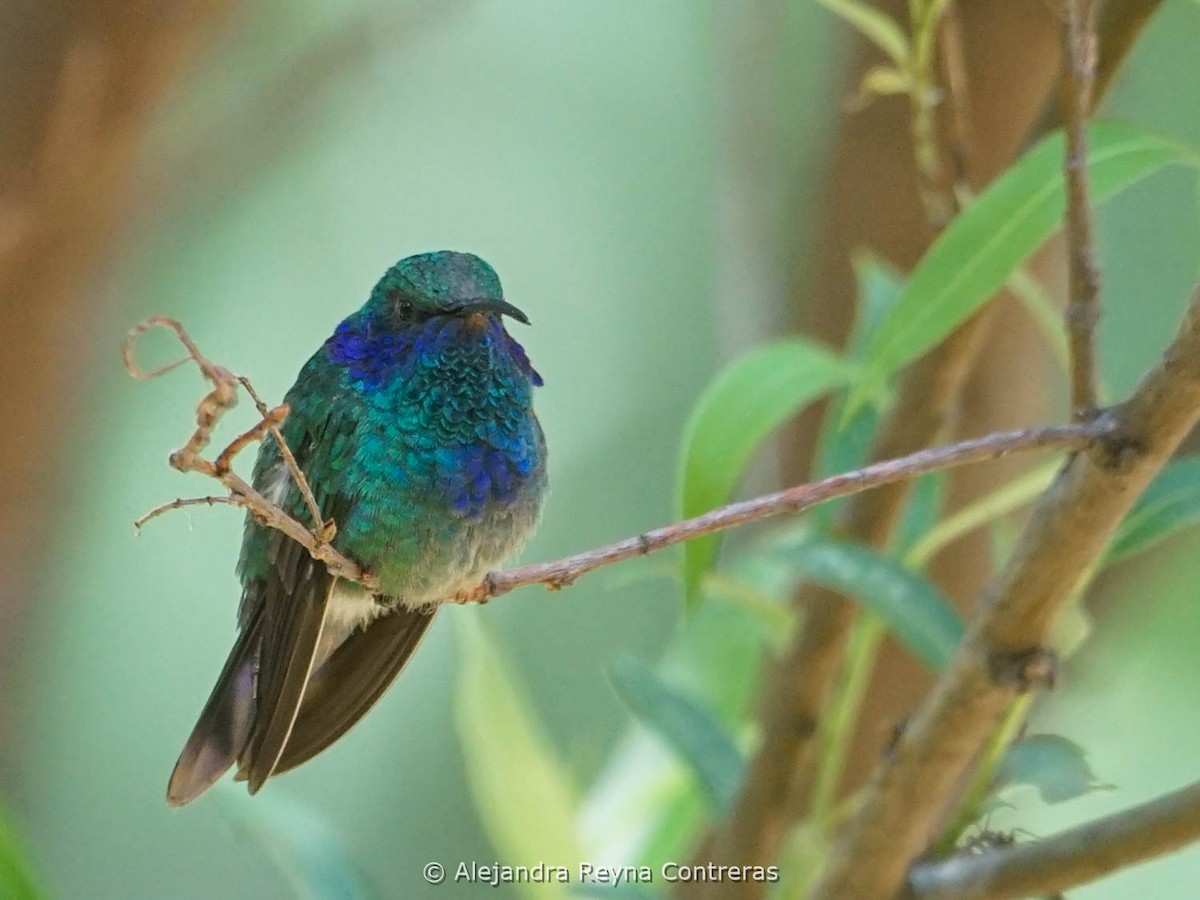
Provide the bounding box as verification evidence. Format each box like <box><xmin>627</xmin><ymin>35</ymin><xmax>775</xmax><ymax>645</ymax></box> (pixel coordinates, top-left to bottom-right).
<box><xmin>168</xmin><ymin>374</ymin><xmax>357</xmax><ymax>804</ymax></box>
<box><xmin>166</xmin><ymin>602</ymin><xmax>264</xmax><ymax>806</ymax></box>
<box><xmin>271</xmin><ymin>604</ymin><xmax>436</xmax><ymax>776</ymax></box>
<box><xmin>237</xmin><ymin>524</ymin><xmax>337</xmax><ymax>794</ymax></box>
<box><xmin>234</xmin><ymin>368</ymin><xmax>362</xmax><ymax>793</ymax></box>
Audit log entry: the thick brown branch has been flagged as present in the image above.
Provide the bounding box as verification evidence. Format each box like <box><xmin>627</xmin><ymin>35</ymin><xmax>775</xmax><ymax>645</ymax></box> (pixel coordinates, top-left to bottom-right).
<box><xmin>1062</xmin><ymin>0</ymin><xmax>1102</xmax><ymax>420</ymax></box>
<box><xmin>707</xmin><ymin>313</ymin><xmax>996</xmax><ymax>888</ymax></box>
<box><xmin>903</xmin><ymin>779</ymin><xmax>1200</xmax><ymax>899</ymax></box>
<box><xmin>700</xmin><ymin>4</ymin><xmax>1165</xmax><ymax>891</ymax></box>
<box><xmin>810</xmin><ymin>285</ymin><xmax>1200</xmax><ymax>898</ymax></box>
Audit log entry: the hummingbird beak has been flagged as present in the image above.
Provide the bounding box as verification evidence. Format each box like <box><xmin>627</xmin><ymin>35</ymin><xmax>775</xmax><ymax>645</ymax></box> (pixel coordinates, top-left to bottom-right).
<box><xmin>460</xmin><ymin>298</ymin><xmax>531</xmax><ymax>325</ymax></box>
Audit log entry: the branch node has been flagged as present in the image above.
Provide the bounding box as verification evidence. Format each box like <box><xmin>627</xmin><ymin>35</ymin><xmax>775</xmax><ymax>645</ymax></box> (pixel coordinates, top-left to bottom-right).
<box><xmin>785</xmin><ymin>711</ymin><xmax>819</xmax><ymax>741</ymax></box>
<box><xmin>1090</xmin><ymin>417</ymin><xmax>1143</xmax><ymax>473</ymax></box>
<box><xmin>452</xmin><ymin>572</ymin><xmax>498</xmax><ymax>605</ymax></box>
<box><xmin>884</xmin><ymin>717</ymin><xmax>910</xmax><ymax>761</ymax></box>
<box><xmin>546</xmin><ymin>573</ymin><xmax>576</xmax><ymax>591</ymax></box>
<box><xmin>987</xmin><ymin>646</ymin><xmax>1059</xmax><ymax>692</ymax></box>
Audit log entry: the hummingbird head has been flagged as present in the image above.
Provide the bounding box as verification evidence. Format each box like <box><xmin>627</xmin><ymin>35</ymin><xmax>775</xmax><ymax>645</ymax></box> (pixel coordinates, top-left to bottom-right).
<box><xmin>368</xmin><ymin>251</ymin><xmax>530</xmax><ymax>328</ymax></box>
<box><xmin>332</xmin><ymin>250</ymin><xmax>543</xmax><ymax>390</ymax></box>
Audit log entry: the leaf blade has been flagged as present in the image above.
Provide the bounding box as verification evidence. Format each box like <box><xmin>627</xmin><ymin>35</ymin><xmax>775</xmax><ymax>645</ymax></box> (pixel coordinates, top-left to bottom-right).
<box><xmin>0</xmin><ymin>803</ymin><xmax>46</xmax><ymax>900</ymax></box>
<box><xmin>609</xmin><ymin>657</ymin><xmax>744</xmax><ymax>814</ymax></box>
<box><xmin>776</xmin><ymin>538</ymin><xmax>964</xmax><ymax>670</ymax></box>
<box><xmin>1106</xmin><ymin>457</ymin><xmax>1200</xmax><ymax>564</ymax></box>
<box><xmin>992</xmin><ymin>733</ymin><xmax>1114</xmax><ymax>805</ymax></box>
<box><xmin>678</xmin><ymin>339</ymin><xmax>852</xmax><ymax>603</ymax></box>
<box><xmin>454</xmin><ymin>611</ymin><xmax>581</xmax><ymax>899</ymax></box>
<box><xmin>850</xmin><ymin>121</ymin><xmax>1199</xmax><ymax>412</ymax></box>
<box><xmin>815</xmin><ymin>0</ymin><xmax>910</xmax><ymax>67</ymax></box>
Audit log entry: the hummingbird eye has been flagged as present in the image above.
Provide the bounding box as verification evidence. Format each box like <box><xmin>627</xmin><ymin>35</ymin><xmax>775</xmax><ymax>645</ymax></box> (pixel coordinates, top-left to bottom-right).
<box><xmin>387</xmin><ymin>288</ymin><xmax>416</xmax><ymax>320</ymax></box>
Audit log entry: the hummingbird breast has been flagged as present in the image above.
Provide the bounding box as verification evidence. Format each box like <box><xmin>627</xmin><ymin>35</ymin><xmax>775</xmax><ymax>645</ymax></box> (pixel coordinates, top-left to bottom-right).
<box><xmin>329</xmin><ymin>313</ymin><xmax>547</xmax><ymax>608</ymax></box>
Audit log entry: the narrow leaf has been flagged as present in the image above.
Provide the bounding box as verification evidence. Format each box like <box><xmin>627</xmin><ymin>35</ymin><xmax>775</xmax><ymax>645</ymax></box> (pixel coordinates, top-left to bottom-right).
<box><xmin>816</xmin><ymin>0</ymin><xmax>910</xmax><ymax>67</ymax></box>
<box><xmin>992</xmin><ymin>734</ymin><xmax>1114</xmax><ymax>805</ymax></box>
<box><xmin>0</xmin><ymin>804</ymin><xmax>45</xmax><ymax>900</ymax></box>
<box><xmin>776</xmin><ymin>538</ymin><xmax>964</xmax><ymax>670</ymax></box>
<box><xmin>855</xmin><ymin>65</ymin><xmax>911</xmax><ymax>102</ymax></box>
<box><xmin>810</xmin><ymin>256</ymin><xmax>903</xmax><ymax>531</ymax></box>
<box><xmin>609</xmin><ymin>657</ymin><xmax>744</xmax><ymax>813</ymax></box>
<box><xmin>893</xmin><ymin>471</ymin><xmax>945</xmax><ymax>556</ymax></box>
<box><xmin>678</xmin><ymin>339</ymin><xmax>852</xmax><ymax>603</ymax></box>
<box><xmin>214</xmin><ymin>788</ymin><xmax>382</xmax><ymax>900</ymax></box>
<box><xmin>1106</xmin><ymin>458</ymin><xmax>1200</xmax><ymax>564</ymax></box>
<box><xmin>455</xmin><ymin>611</ymin><xmax>581</xmax><ymax>899</ymax></box>
<box><xmin>850</xmin><ymin>121</ymin><xmax>1199</xmax><ymax>413</ymax></box>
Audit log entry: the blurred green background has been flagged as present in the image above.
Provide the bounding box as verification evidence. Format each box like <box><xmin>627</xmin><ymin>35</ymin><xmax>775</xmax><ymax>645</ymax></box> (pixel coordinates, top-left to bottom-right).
<box><xmin>3</xmin><ymin>1</ymin><xmax>1200</xmax><ymax>898</ymax></box>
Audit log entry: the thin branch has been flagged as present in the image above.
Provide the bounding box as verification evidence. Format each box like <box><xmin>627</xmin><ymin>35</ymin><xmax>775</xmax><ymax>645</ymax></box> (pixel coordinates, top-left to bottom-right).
<box><xmin>133</xmin><ymin>495</ymin><xmax>247</xmax><ymax>531</ymax></box>
<box><xmin>236</xmin><ymin>376</ymin><xmax>329</xmax><ymax>539</ymax></box>
<box><xmin>214</xmin><ymin>401</ymin><xmax>288</xmax><ymax>474</ymax></box>
<box><xmin>903</xmin><ymin>779</ymin><xmax>1200</xmax><ymax>900</ymax></box>
<box><xmin>472</xmin><ymin>423</ymin><xmax>1097</xmax><ymax>601</ymax></box>
<box><xmin>126</xmin><ymin>318</ymin><xmax>1099</xmax><ymax>609</ymax></box>
<box><xmin>1062</xmin><ymin>0</ymin><xmax>1102</xmax><ymax>421</ymax></box>
<box><xmin>938</xmin><ymin>1</ymin><xmax>975</xmax><ymax>198</ymax></box>
<box><xmin>908</xmin><ymin>0</ymin><xmax>961</xmax><ymax>232</ymax></box>
<box><xmin>1029</xmin><ymin>0</ymin><xmax>1164</xmax><ymax>139</ymax></box>
<box><xmin>809</xmin><ymin>284</ymin><xmax>1200</xmax><ymax>899</ymax></box>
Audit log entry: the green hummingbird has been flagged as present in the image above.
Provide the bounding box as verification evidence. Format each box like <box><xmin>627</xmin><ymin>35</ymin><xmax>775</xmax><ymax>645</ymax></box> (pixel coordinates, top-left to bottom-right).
<box><xmin>167</xmin><ymin>251</ymin><xmax>547</xmax><ymax>806</ymax></box>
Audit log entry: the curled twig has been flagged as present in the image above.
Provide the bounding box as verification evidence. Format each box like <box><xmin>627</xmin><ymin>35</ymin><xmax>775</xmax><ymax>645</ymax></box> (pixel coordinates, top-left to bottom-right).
<box><xmin>124</xmin><ymin>316</ymin><xmax>359</xmax><ymax>582</ymax></box>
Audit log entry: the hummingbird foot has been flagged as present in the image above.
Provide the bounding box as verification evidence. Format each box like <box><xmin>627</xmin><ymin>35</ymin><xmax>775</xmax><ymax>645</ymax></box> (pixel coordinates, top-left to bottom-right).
<box><xmin>451</xmin><ymin>574</ymin><xmax>498</xmax><ymax>605</ymax></box>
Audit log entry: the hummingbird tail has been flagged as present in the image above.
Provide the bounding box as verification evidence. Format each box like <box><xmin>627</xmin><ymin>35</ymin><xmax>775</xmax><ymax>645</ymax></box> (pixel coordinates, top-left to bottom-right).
<box><xmin>166</xmin><ymin>608</ymin><xmax>262</xmax><ymax>807</ymax></box>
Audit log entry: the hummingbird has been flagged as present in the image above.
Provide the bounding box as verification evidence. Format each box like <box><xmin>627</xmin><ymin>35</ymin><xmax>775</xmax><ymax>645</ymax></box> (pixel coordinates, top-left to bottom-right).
<box><xmin>167</xmin><ymin>251</ymin><xmax>547</xmax><ymax>806</ymax></box>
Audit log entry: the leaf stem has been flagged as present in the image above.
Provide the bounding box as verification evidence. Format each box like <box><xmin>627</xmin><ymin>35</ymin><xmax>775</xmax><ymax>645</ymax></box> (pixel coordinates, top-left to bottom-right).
<box><xmin>809</xmin><ymin>613</ymin><xmax>888</xmax><ymax>825</ymax></box>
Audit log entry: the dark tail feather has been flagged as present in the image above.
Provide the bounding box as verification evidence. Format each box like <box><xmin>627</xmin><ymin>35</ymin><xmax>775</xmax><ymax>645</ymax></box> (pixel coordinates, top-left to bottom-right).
<box><xmin>166</xmin><ymin>609</ymin><xmax>263</xmax><ymax>807</ymax></box>
<box><xmin>271</xmin><ymin>605</ymin><xmax>436</xmax><ymax>776</ymax></box>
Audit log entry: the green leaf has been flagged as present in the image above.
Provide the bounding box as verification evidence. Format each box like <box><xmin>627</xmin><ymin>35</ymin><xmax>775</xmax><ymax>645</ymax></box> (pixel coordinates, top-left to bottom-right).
<box><xmin>678</xmin><ymin>339</ymin><xmax>852</xmax><ymax>604</ymax></box>
<box><xmin>609</xmin><ymin>657</ymin><xmax>744</xmax><ymax>813</ymax></box>
<box><xmin>893</xmin><ymin>471</ymin><xmax>945</xmax><ymax>556</ymax></box>
<box><xmin>455</xmin><ymin>611</ymin><xmax>581</xmax><ymax>899</ymax></box>
<box><xmin>1106</xmin><ymin>458</ymin><xmax>1200</xmax><ymax>564</ymax></box>
<box><xmin>849</xmin><ymin>121</ymin><xmax>1200</xmax><ymax>414</ymax></box>
<box><xmin>857</xmin><ymin>65</ymin><xmax>911</xmax><ymax>98</ymax></box>
<box><xmin>844</xmin><ymin>253</ymin><xmax>907</xmax><ymax>361</ymax></box>
<box><xmin>992</xmin><ymin>734</ymin><xmax>1114</xmax><ymax>805</ymax></box>
<box><xmin>811</xmin><ymin>257</ymin><xmax>903</xmax><ymax>532</ymax></box>
<box><xmin>815</xmin><ymin>0</ymin><xmax>910</xmax><ymax>67</ymax></box>
<box><xmin>0</xmin><ymin>803</ymin><xmax>45</xmax><ymax>900</ymax></box>
<box><xmin>213</xmin><ymin>788</ymin><xmax>382</xmax><ymax>900</ymax></box>
<box><xmin>634</xmin><ymin>783</ymin><xmax>708</xmax><ymax>871</ymax></box>
<box><xmin>776</xmin><ymin>538</ymin><xmax>964</xmax><ymax>670</ymax></box>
